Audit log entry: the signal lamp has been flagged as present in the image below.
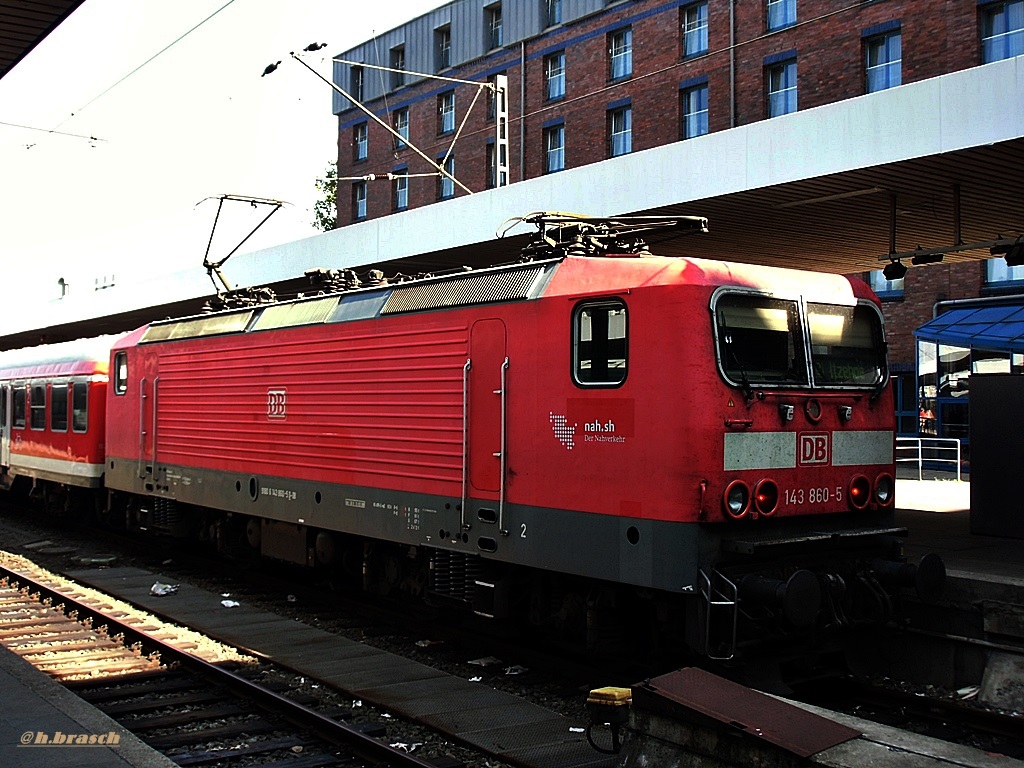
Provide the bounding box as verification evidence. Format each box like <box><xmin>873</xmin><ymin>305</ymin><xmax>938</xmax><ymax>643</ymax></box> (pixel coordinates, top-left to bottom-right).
<box><xmin>753</xmin><ymin>479</ymin><xmax>779</xmax><ymax>516</ymax></box>
<box><xmin>723</xmin><ymin>480</ymin><xmax>750</xmax><ymax>520</ymax></box>
<box><xmin>848</xmin><ymin>475</ymin><xmax>871</xmax><ymax>510</ymax></box>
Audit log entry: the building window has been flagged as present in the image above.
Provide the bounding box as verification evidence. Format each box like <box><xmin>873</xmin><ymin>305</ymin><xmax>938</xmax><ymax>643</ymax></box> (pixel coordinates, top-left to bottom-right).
<box><xmin>681</xmin><ymin>84</ymin><xmax>708</xmax><ymax>139</ymax></box>
<box><xmin>439</xmin><ymin>156</ymin><xmax>456</xmax><ymax>199</ymax></box>
<box><xmin>438</xmin><ymin>90</ymin><xmax>455</xmax><ymax>134</ymax></box>
<box><xmin>545</xmin><ymin>0</ymin><xmax>562</xmax><ymax>27</ymax></box>
<box><xmin>390</xmin><ymin>46</ymin><xmax>406</xmax><ymax>89</ymax></box>
<box><xmin>609</xmin><ymin>27</ymin><xmax>632</xmax><ymax>81</ymax></box>
<box><xmin>544</xmin><ymin>124</ymin><xmax>565</xmax><ymax>173</ymax></box>
<box><xmin>982</xmin><ymin>1</ymin><xmax>1024</xmax><ymax>63</ymax></box>
<box><xmin>352</xmin><ymin>181</ymin><xmax>367</xmax><ymax>220</ymax></box>
<box><xmin>609</xmin><ymin>105</ymin><xmax>632</xmax><ymax>157</ymax></box>
<box><xmin>574</xmin><ymin>300</ymin><xmax>628</xmax><ymax>387</ymax></box>
<box><xmin>50</xmin><ymin>384</ymin><xmax>68</xmax><ymax>432</ymax></box>
<box><xmin>30</xmin><ymin>384</ymin><xmax>45</xmax><ymax>430</ymax></box>
<box><xmin>545</xmin><ymin>52</ymin><xmax>565</xmax><ymax>101</ymax></box>
<box><xmin>767</xmin><ymin>0</ymin><xmax>796</xmax><ymax>31</ymax></box>
<box><xmin>682</xmin><ymin>2</ymin><xmax>708</xmax><ymax>57</ymax></box>
<box><xmin>350</xmin><ymin>65</ymin><xmax>364</xmax><ymax>101</ymax></box>
<box><xmin>353</xmin><ymin>122</ymin><xmax>368</xmax><ymax>162</ymax></box>
<box><xmin>72</xmin><ymin>382</ymin><xmax>88</xmax><ymax>433</ymax></box>
<box><xmin>866</xmin><ymin>30</ymin><xmax>901</xmax><ymax>92</ymax></box>
<box><xmin>393</xmin><ymin>108</ymin><xmax>409</xmax><ymax>149</ymax></box>
<box><xmin>487</xmin><ymin>3</ymin><xmax>503</xmax><ymax>49</ymax></box>
<box><xmin>393</xmin><ymin>173</ymin><xmax>408</xmax><ymax>211</ymax></box>
<box><xmin>986</xmin><ymin>258</ymin><xmax>1024</xmax><ymax>284</ymax></box>
<box><xmin>868</xmin><ymin>269</ymin><xmax>905</xmax><ymax>295</ymax></box>
<box><xmin>767</xmin><ymin>59</ymin><xmax>797</xmax><ymax>117</ymax></box>
<box><xmin>436</xmin><ymin>25</ymin><xmax>451</xmax><ymax>71</ymax></box>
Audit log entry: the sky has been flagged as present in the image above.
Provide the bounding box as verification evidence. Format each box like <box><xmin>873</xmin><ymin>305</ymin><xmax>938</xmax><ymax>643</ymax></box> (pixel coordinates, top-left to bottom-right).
<box><xmin>0</xmin><ymin>0</ymin><xmax>446</xmax><ymax>313</ymax></box>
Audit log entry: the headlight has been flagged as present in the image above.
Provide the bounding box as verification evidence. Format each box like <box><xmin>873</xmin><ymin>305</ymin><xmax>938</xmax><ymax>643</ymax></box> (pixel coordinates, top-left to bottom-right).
<box><xmin>874</xmin><ymin>473</ymin><xmax>895</xmax><ymax>506</ymax></box>
<box><xmin>848</xmin><ymin>475</ymin><xmax>871</xmax><ymax>510</ymax></box>
<box><xmin>723</xmin><ymin>480</ymin><xmax>750</xmax><ymax>519</ymax></box>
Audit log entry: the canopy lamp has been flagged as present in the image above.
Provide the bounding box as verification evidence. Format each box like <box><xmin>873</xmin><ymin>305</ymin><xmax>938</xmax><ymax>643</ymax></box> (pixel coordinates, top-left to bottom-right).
<box><xmin>883</xmin><ymin>259</ymin><xmax>908</xmax><ymax>280</ymax></box>
<box><xmin>992</xmin><ymin>236</ymin><xmax>1024</xmax><ymax>267</ymax></box>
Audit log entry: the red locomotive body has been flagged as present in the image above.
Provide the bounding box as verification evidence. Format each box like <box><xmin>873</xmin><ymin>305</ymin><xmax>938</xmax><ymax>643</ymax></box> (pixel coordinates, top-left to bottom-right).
<box><xmin>0</xmin><ymin>337</ymin><xmax>110</xmax><ymax>493</ymax></box>
<box><xmin>99</xmin><ymin>235</ymin><xmax>926</xmax><ymax>656</ymax></box>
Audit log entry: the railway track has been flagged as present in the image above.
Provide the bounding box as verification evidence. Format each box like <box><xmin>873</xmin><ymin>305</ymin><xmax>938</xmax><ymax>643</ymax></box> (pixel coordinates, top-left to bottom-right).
<box><xmin>0</xmin><ymin>552</ymin><xmax>465</xmax><ymax>767</ymax></box>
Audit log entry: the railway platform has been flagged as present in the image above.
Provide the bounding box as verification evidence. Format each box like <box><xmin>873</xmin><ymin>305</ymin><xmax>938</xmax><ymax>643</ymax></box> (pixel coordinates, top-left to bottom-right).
<box><xmin>0</xmin><ymin>643</ymin><xmax>177</xmax><ymax>768</ymax></box>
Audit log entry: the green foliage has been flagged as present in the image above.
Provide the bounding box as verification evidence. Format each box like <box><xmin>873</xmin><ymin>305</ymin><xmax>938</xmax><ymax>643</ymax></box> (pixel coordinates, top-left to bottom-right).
<box><xmin>313</xmin><ymin>161</ymin><xmax>337</xmax><ymax>231</ymax></box>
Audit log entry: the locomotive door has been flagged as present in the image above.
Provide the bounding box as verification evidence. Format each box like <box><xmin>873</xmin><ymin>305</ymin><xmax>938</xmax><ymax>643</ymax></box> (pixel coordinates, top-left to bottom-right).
<box><xmin>0</xmin><ymin>384</ymin><xmax>9</xmax><ymax>468</ymax></box>
<box><xmin>464</xmin><ymin>319</ymin><xmax>508</xmax><ymax>531</ymax></box>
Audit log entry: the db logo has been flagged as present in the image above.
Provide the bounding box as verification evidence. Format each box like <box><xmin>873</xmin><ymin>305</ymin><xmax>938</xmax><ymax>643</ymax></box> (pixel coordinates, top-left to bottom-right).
<box><xmin>267</xmin><ymin>389</ymin><xmax>287</xmax><ymax>420</ymax></box>
<box><xmin>799</xmin><ymin>433</ymin><xmax>829</xmax><ymax>465</ymax></box>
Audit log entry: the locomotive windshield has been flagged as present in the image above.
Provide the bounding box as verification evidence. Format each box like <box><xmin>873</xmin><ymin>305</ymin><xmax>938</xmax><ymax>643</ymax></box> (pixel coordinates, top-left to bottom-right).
<box><xmin>716</xmin><ymin>295</ymin><xmax>807</xmax><ymax>384</ymax></box>
<box><xmin>807</xmin><ymin>302</ymin><xmax>886</xmax><ymax>386</ymax></box>
<box><xmin>714</xmin><ymin>293</ymin><xmax>886</xmax><ymax>389</ymax></box>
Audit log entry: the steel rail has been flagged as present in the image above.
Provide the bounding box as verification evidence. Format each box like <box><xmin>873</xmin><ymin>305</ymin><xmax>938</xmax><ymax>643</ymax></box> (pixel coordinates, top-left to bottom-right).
<box><xmin>0</xmin><ymin>563</ymin><xmax>439</xmax><ymax>768</ymax></box>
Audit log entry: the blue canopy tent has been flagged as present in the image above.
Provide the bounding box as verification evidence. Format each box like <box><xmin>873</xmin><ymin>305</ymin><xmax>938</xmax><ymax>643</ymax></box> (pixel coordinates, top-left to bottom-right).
<box><xmin>915</xmin><ymin>304</ymin><xmax>1024</xmax><ymax>354</ymax></box>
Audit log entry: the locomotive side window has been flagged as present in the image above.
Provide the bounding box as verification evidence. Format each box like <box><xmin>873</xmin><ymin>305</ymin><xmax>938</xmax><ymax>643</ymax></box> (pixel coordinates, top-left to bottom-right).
<box><xmin>114</xmin><ymin>351</ymin><xmax>128</xmax><ymax>395</ymax></box>
<box><xmin>807</xmin><ymin>302</ymin><xmax>886</xmax><ymax>387</ymax></box>
<box><xmin>12</xmin><ymin>387</ymin><xmax>26</xmax><ymax>429</ymax></box>
<box><xmin>72</xmin><ymin>382</ymin><xmax>88</xmax><ymax>433</ymax></box>
<box><xmin>50</xmin><ymin>384</ymin><xmax>69</xmax><ymax>432</ymax></box>
<box><xmin>716</xmin><ymin>294</ymin><xmax>807</xmax><ymax>385</ymax></box>
<box><xmin>574</xmin><ymin>300</ymin><xmax>627</xmax><ymax>386</ymax></box>
<box><xmin>30</xmin><ymin>385</ymin><xmax>46</xmax><ymax>430</ymax></box>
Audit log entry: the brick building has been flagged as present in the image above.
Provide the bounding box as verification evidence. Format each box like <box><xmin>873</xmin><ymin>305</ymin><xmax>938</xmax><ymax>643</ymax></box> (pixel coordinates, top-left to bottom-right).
<box><xmin>330</xmin><ymin>0</ymin><xmax>1024</xmax><ymax>444</ymax></box>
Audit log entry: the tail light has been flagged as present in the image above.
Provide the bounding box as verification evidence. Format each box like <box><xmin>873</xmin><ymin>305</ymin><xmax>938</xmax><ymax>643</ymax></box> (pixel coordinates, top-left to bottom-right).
<box><xmin>753</xmin><ymin>479</ymin><xmax>779</xmax><ymax>516</ymax></box>
<box><xmin>874</xmin><ymin>472</ymin><xmax>895</xmax><ymax>507</ymax></box>
<box><xmin>723</xmin><ymin>480</ymin><xmax>750</xmax><ymax>519</ymax></box>
<box><xmin>848</xmin><ymin>475</ymin><xmax>871</xmax><ymax>510</ymax></box>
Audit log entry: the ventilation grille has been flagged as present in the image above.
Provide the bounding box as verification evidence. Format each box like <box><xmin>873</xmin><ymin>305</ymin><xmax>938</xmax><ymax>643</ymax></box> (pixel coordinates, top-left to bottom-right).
<box><xmin>142</xmin><ymin>311</ymin><xmax>254</xmax><ymax>343</ymax></box>
<box><xmin>381</xmin><ymin>267</ymin><xmax>543</xmax><ymax>315</ymax></box>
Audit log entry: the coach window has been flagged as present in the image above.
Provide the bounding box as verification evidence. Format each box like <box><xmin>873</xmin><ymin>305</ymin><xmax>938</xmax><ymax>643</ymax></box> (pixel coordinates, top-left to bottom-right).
<box><xmin>114</xmin><ymin>351</ymin><xmax>128</xmax><ymax>394</ymax></box>
<box><xmin>30</xmin><ymin>385</ymin><xmax>46</xmax><ymax>430</ymax></box>
<box><xmin>51</xmin><ymin>384</ymin><xmax>69</xmax><ymax>432</ymax></box>
<box><xmin>72</xmin><ymin>382</ymin><xmax>88</xmax><ymax>432</ymax></box>
<box><xmin>12</xmin><ymin>386</ymin><xmax>26</xmax><ymax>429</ymax></box>
<box><xmin>574</xmin><ymin>300</ymin><xmax>627</xmax><ymax>386</ymax></box>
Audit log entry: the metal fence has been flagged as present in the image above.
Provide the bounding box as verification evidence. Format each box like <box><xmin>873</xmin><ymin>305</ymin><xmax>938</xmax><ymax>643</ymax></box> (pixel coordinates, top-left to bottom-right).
<box><xmin>895</xmin><ymin>437</ymin><xmax>963</xmax><ymax>481</ymax></box>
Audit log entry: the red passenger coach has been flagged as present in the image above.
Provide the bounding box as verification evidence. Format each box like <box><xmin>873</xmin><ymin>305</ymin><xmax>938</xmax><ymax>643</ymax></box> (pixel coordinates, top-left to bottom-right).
<box><xmin>100</xmin><ymin>215</ymin><xmax>940</xmax><ymax>658</ymax></box>
<box><xmin>0</xmin><ymin>337</ymin><xmax>110</xmax><ymax>495</ymax></box>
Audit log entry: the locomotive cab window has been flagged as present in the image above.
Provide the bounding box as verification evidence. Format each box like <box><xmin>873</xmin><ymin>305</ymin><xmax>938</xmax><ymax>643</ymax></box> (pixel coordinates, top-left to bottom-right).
<box><xmin>807</xmin><ymin>302</ymin><xmax>886</xmax><ymax>387</ymax></box>
<box><xmin>12</xmin><ymin>386</ymin><xmax>26</xmax><ymax>429</ymax></box>
<box><xmin>715</xmin><ymin>294</ymin><xmax>807</xmax><ymax>386</ymax></box>
<box><xmin>114</xmin><ymin>351</ymin><xmax>128</xmax><ymax>394</ymax></box>
<box><xmin>50</xmin><ymin>384</ymin><xmax>68</xmax><ymax>432</ymax></box>
<box><xmin>574</xmin><ymin>300</ymin><xmax>627</xmax><ymax>386</ymax></box>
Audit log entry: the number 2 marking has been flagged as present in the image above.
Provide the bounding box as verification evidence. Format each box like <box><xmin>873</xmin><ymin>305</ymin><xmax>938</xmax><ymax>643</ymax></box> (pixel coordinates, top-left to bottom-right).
<box><xmin>520</xmin><ymin>523</ymin><xmax>528</xmax><ymax>539</ymax></box>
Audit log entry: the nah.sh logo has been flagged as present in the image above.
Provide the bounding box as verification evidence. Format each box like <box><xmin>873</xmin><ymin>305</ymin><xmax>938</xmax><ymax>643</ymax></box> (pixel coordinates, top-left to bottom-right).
<box><xmin>267</xmin><ymin>389</ymin><xmax>287</xmax><ymax>420</ymax></box>
<box><xmin>799</xmin><ymin>433</ymin><xmax>829</xmax><ymax>465</ymax></box>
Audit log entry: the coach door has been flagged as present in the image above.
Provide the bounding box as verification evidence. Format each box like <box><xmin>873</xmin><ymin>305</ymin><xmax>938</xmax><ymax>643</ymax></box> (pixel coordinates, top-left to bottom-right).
<box><xmin>0</xmin><ymin>385</ymin><xmax>9</xmax><ymax>468</ymax></box>
<box><xmin>463</xmin><ymin>319</ymin><xmax>508</xmax><ymax>532</ymax></box>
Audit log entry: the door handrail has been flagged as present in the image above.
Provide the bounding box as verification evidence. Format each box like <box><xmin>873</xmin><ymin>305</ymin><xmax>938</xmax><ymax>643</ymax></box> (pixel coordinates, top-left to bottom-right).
<box><xmin>461</xmin><ymin>359</ymin><xmax>471</xmax><ymax>531</ymax></box>
<box><xmin>497</xmin><ymin>357</ymin><xmax>509</xmax><ymax>536</ymax></box>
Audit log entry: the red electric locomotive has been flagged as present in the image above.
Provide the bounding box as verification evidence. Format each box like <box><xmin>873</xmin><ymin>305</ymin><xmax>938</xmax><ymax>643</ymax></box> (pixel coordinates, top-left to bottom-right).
<box><xmin>94</xmin><ymin>215</ymin><xmax>940</xmax><ymax>659</ymax></box>
<box><xmin>0</xmin><ymin>336</ymin><xmax>110</xmax><ymax>506</ymax></box>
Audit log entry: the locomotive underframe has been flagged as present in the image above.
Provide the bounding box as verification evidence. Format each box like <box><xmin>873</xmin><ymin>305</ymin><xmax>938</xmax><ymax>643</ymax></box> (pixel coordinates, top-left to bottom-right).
<box><xmin>103</xmin><ymin>456</ymin><xmax>928</xmax><ymax>658</ymax></box>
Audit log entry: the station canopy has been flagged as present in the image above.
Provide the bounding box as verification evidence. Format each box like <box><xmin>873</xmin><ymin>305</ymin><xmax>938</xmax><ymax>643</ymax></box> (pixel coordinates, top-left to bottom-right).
<box><xmin>914</xmin><ymin>304</ymin><xmax>1024</xmax><ymax>354</ymax></box>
